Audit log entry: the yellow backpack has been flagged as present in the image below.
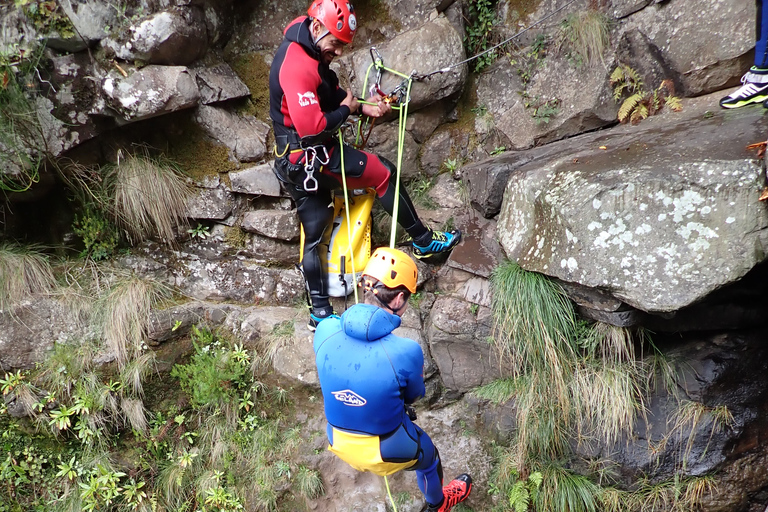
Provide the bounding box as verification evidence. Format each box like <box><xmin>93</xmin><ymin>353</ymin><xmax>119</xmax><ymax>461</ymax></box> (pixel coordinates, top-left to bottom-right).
<box><xmin>300</xmin><ymin>189</ymin><xmax>375</xmax><ymax>297</ymax></box>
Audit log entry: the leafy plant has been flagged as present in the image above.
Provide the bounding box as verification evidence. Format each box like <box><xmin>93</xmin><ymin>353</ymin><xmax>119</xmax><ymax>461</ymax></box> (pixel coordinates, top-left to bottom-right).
<box><xmin>188</xmin><ymin>223</ymin><xmax>211</xmax><ymax>240</ymax></box>
<box><xmin>73</xmin><ymin>207</ymin><xmax>120</xmax><ymax>261</ymax></box>
<box><xmin>532</xmin><ymin>99</ymin><xmax>561</xmax><ymax>124</ymax></box>
<box><xmin>508</xmin><ymin>471</ymin><xmax>542</xmax><ymax>512</ymax></box>
<box><xmin>442</xmin><ymin>157</ymin><xmax>460</xmax><ymax>173</ymax></box>
<box><xmin>170</xmin><ymin>327</ymin><xmax>254</xmax><ymax>409</ymax></box>
<box><xmin>490</xmin><ymin>146</ymin><xmax>506</xmax><ymax>156</ymax></box>
<box><xmin>464</xmin><ymin>0</ymin><xmax>499</xmax><ymax>72</ymax></box>
<box><xmin>407</xmin><ymin>176</ymin><xmax>437</xmax><ymax>209</ymax></box>
<box><xmin>16</xmin><ymin>0</ymin><xmax>75</xmax><ymax>37</ymax></box>
<box><xmin>611</xmin><ymin>64</ymin><xmax>683</xmax><ymax>124</ymax></box>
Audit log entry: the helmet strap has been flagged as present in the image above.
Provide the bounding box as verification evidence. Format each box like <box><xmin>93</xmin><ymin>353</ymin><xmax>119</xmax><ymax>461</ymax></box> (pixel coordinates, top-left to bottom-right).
<box><xmin>309</xmin><ymin>18</ymin><xmax>331</xmax><ymax>44</ymax></box>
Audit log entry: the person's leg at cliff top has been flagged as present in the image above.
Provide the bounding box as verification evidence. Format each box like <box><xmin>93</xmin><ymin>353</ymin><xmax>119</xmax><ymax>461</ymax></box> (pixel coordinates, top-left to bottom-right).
<box><xmin>721</xmin><ymin>0</ymin><xmax>768</xmax><ymax>108</ymax></box>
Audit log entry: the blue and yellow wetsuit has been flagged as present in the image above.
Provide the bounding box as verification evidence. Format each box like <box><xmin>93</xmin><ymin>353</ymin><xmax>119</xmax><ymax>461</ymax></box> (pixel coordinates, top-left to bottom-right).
<box><xmin>314</xmin><ymin>303</ymin><xmax>444</xmax><ymax>505</ymax></box>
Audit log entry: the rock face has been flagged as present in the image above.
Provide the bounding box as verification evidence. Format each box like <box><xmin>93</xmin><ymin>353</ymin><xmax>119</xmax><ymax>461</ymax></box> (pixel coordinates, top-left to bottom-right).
<box><xmin>0</xmin><ymin>298</ymin><xmax>87</xmax><ymax>370</ymax></box>
<box><xmin>342</xmin><ymin>15</ymin><xmax>467</xmax><ymax>112</ymax></box>
<box><xmin>103</xmin><ymin>7</ymin><xmax>208</xmax><ymax>65</ymax></box>
<box><xmin>102</xmin><ymin>66</ymin><xmax>201</xmax><ymax>123</ymax></box>
<box><xmin>496</xmin><ymin>101</ymin><xmax>768</xmax><ymax>314</ymax></box>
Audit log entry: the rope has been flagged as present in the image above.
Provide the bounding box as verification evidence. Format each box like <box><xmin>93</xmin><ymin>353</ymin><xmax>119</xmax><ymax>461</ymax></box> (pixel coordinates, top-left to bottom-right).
<box><xmin>384</xmin><ymin>475</ymin><xmax>398</xmax><ymax>512</ymax></box>
<box><xmin>337</xmin><ymin>130</ymin><xmax>360</xmax><ymax>305</ymax></box>
<box><xmin>414</xmin><ymin>0</ymin><xmax>582</xmax><ymax>81</ymax></box>
<box><xmin>389</xmin><ymin>77</ymin><xmax>411</xmax><ymax>249</ymax></box>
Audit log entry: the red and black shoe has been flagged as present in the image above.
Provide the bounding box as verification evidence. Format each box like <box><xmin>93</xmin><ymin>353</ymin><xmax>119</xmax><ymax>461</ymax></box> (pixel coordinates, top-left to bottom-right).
<box><xmin>426</xmin><ymin>474</ymin><xmax>472</xmax><ymax>512</ymax></box>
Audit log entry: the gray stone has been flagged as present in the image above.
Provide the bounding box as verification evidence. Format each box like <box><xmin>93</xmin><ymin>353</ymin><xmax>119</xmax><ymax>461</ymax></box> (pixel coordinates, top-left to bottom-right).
<box><xmin>186</xmin><ymin>188</ymin><xmax>235</xmax><ymax>220</ymax></box>
<box><xmin>272</xmin><ymin>322</ymin><xmax>319</xmax><ymax>386</ymax></box>
<box><xmin>426</xmin><ymin>173</ymin><xmax>463</xmax><ymax>209</ymax></box>
<box><xmin>0</xmin><ymin>298</ymin><xmax>87</xmax><ymax>371</ymax></box>
<box><xmin>341</xmin><ymin>16</ymin><xmax>467</xmax><ymax>113</ymax></box>
<box><xmin>621</xmin><ymin>0</ymin><xmax>754</xmax><ymax>96</ymax></box>
<box><xmin>194</xmin><ymin>105</ymin><xmax>270</xmax><ymax>163</ymax></box>
<box><xmin>193</xmin><ymin>63</ymin><xmax>251</xmax><ymax>104</ymax></box>
<box><xmin>241</xmin><ymin>211</ymin><xmax>300</xmax><ymax>242</ymax></box>
<box><xmin>102</xmin><ymin>7</ymin><xmax>208</xmax><ymax>65</ymax></box>
<box><xmin>229</xmin><ymin>163</ymin><xmax>281</xmax><ymax>197</ymax></box>
<box><xmin>426</xmin><ymin>296</ymin><xmax>501</xmax><ymax>393</ymax></box>
<box><xmin>224</xmin><ymin>306</ymin><xmax>298</xmax><ymax>344</ymax></box>
<box><xmin>223</xmin><ymin>0</ymin><xmax>306</xmax><ymax>54</ymax></box>
<box><xmin>419</xmin><ymin>129</ymin><xmax>454</xmax><ymax>178</ymax></box>
<box><xmin>55</xmin><ymin>0</ymin><xmax>116</xmax><ymax>50</ymax></box>
<box><xmin>102</xmin><ymin>66</ymin><xmax>200</xmax><ymax>123</ymax></box>
<box><xmin>463</xmin><ymin>150</ymin><xmax>533</xmax><ymax>218</ymax></box>
<box><xmin>244</xmin><ymin>233</ymin><xmax>300</xmax><ymax>266</ymax></box>
<box><xmin>444</xmin><ymin>216</ymin><xmax>503</xmax><ymax>279</ymax></box>
<box><xmin>496</xmin><ymin>98</ymin><xmax>768</xmax><ymax>314</ymax></box>
<box><xmin>406</xmin><ymin>100</ymin><xmax>452</xmax><ymax>144</ymax></box>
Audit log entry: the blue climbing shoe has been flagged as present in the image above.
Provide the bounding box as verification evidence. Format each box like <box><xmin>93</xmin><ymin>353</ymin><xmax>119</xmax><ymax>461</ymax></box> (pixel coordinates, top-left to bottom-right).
<box><xmin>412</xmin><ymin>229</ymin><xmax>462</xmax><ymax>260</ymax></box>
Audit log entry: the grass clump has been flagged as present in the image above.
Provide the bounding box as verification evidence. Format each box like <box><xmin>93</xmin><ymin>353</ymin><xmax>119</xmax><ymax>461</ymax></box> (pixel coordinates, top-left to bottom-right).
<box><xmin>556</xmin><ymin>9</ymin><xmax>611</xmax><ymax>67</ymax></box>
<box><xmin>485</xmin><ymin>260</ymin><xmax>717</xmax><ymax>512</ymax></box>
<box><xmin>104</xmin><ymin>152</ymin><xmax>191</xmax><ymax>246</ymax></box>
<box><xmin>0</xmin><ymin>243</ymin><xmax>55</xmax><ymax>311</ymax></box>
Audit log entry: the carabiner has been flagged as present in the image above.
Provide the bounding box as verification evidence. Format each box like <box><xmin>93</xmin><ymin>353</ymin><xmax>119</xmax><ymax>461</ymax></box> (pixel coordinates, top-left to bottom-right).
<box><xmin>303</xmin><ymin>167</ymin><xmax>319</xmax><ymax>193</ymax></box>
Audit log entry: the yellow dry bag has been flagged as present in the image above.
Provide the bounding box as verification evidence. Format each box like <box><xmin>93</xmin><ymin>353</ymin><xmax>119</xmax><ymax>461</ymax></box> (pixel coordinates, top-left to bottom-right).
<box><xmin>300</xmin><ymin>189</ymin><xmax>375</xmax><ymax>297</ymax></box>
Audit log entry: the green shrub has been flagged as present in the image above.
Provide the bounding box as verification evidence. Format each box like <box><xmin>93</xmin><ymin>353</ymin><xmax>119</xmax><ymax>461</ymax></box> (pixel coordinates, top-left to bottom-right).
<box><xmin>171</xmin><ymin>327</ymin><xmax>253</xmax><ymax>409</ymax></box>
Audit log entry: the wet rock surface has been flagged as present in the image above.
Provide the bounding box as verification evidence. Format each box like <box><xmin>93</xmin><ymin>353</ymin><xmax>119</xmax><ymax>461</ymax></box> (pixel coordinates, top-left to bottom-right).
<box><xmin>496</xmin><ymin>98</ymin><xmax>768</xmax><ymax>314</ymax></box>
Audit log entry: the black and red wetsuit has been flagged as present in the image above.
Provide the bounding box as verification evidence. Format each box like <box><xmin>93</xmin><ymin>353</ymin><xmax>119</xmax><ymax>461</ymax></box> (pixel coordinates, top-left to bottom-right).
<box><xmin>269</xmin><ymin>16</ymin><xmax>428</xmax><ymax>314</ymax></box>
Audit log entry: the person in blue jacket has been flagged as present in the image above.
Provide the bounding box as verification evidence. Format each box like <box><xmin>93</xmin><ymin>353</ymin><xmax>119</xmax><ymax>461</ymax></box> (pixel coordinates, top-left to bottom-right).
<box><xmin>720</xmin><ymin>0</ymin><xmax>768</xmax><ymax>108</ymax></box>
<box><xmin>313</xmin><ymin>247</ymin><xmax>472</xmax><ymax>512</ymax></box>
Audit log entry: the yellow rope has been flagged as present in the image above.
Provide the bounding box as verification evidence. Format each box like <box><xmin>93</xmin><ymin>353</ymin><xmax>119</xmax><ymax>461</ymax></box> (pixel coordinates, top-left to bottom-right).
<box><xmin>384</xmin><ymin>475</ymin><xmax>398</xmax><ymax>512</ymax></box>
<box><xmin>337</xmin><ymin>130</ymin><xmax>360</xmax><ymax>305</ymax></box>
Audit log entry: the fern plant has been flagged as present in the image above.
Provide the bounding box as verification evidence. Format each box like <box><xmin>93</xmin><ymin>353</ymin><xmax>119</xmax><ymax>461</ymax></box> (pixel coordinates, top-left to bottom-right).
<box><xmin>508</xmin><ymin>471</ymin><xmax>543</xmax><ymax>512</ymax></box>
<box><xmin>610</xmin><ymin>64</ymin><xmax>682</xmax><ymax>124</ymax></box>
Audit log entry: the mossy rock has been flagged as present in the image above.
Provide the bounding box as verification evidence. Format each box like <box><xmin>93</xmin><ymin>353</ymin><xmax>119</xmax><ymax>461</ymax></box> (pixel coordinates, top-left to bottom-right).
<box><xmin>228</xmin><ymin>52</ymin><xmax>271</xmax><ymax>122</ymax></box>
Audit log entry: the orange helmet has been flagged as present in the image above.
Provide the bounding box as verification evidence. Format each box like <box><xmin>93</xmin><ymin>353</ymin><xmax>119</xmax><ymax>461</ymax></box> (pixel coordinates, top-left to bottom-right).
<box><xmin>362</xmin><ymin>247</ymin><xmax>418</xmax><ymax>294</ymax></box>
<box><xmin>307</xmin><ymin>0</ymin><xmax>357</xmax><ymax>44</ymax></box>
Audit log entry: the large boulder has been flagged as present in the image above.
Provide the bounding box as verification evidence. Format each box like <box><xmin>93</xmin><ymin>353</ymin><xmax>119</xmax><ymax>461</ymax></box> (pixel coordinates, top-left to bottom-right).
<box><xmin>496</xmin><ymin>95</ymin><xmax>768</xmax><ymax>314</ymax></box>
<box><xmin>621</xmin><ymin>0</ymin><xmax>754</xmax><ymax>95</ymax></box>
<box><xmin>102</xmin><ymin>66</ymin><xmax>200</xmax><ymax>123</ymax></box>
<box><xmin>341</xmin><ymin>15</ymin><xmax>467</xmax><ymax>112</ymax></box>
<box><xmin>192</xmin><ymin>63</ymin><xmax>251</xmax><ymax>105</ymax></box>
<box><xmin>102</xmin><ymin>7</ymin><xmax>208</xmax><ymax>65</ymax></box>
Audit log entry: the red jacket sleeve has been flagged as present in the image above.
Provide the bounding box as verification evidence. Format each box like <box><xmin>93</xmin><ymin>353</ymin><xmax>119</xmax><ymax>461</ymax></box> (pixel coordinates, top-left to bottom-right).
<box><xmin>279</xmin><ymin>44</ymin><xmax>350</xmax><ymax>138</ymax></box>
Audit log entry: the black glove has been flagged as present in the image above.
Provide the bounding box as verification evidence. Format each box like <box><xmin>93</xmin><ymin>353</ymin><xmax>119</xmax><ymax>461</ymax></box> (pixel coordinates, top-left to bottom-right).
<box><xmin>405</xmin><ymin>405</ymin><xmax>417</xmax><ymax>421</ymax></box>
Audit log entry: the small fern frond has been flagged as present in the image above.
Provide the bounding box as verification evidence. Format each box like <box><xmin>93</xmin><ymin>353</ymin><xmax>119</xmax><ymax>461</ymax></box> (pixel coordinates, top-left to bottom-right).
<box><xmin>666</xmin><ymin>95</ymin><xmax>683</xmax><ymax>112</ymax></box>
<box><xmin>630</xmin><ymin>104</ymin><xmax>649</xmax><ymax>124</ymax></box>
<box><xmin>618</xmin><ymin>93</ymin><xmax>643</xmax><ymax>122</ymax></box>
<box><xmin>609</xmin><ymin>66</ymin><xmax>625</xmax><ymax>85</ymax></box>
<box><xmin>658</xmin><ymin>79</ymin><xmax>675</xmax><ymax>97</ymax></box>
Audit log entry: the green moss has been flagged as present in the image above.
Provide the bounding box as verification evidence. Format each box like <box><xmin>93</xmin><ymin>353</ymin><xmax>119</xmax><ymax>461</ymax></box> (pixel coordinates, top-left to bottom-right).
<box><xmin>166</xmin><ymin>123</ymin><xmax>238</xmax><ymax>181</ymax></box>
<box><xmin>354</xmin><ymin>0</ymin><xmax>401</xmax><ymax>32</ymax></box>
<box><xmin>504</xmin><ymin>0</ymin><xmax>544</xmax><ymax>26</ymax></box>
<box><xmin>228</xmin><ymin>53</ymin><xmax>271</xmax><ymax>122</ymax></box>
<box><xmin>224</xmin><ymin>226</ymin><xmax>247</xmax><ymax>249</ymax></box>
<box><xmin>19</xmin><ymin>0</ymin><xmax>75</xmax><ymax>38</ymax></box>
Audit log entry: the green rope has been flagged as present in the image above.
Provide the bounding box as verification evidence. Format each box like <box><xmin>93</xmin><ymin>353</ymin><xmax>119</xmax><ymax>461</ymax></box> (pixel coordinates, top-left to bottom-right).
<box><xmin>389</xmin><ymin>76</ymin><xmax>411</xmax><ymax>249</ymax></box>
<box><xmin>337</xmin><ymin>129</ymin><xmax>360</xmax><ymax>305</ymax></box>
<box><xmin>384</xmin><ymin>474</ymin><xmax>398</xmax><ymax>512</ymax></box>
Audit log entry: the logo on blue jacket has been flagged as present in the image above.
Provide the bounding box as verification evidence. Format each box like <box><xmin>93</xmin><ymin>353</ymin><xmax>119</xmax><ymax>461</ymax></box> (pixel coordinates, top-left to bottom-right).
<box><xmin>332</xmin><ymin>389</ymin><xmax>367</xmax><ymax>407</ymax></box>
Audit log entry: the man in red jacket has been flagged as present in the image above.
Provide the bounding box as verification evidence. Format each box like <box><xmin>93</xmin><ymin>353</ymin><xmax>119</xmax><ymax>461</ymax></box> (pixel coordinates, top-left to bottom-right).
<box><xmin>269</xmin><ymin>0</ymin><xmax>461</xmax><ymax>330</ymax></box>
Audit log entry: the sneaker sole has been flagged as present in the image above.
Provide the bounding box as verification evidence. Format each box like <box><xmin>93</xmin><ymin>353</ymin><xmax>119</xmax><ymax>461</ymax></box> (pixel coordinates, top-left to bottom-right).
<box><xmin>720</xmin><ymin>95</ymin><xmax>768</xmax><ymax>109</ymax></box>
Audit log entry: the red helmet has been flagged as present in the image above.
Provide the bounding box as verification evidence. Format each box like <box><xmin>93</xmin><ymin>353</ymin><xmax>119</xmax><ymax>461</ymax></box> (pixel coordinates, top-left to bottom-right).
<box><xmin>307</xmin><ymin>0</ymin><xmax>357</xmax><ymax>44</ymax></box>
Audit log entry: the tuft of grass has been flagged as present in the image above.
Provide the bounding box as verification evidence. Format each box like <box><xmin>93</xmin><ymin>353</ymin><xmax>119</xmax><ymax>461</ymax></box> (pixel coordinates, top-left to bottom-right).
<box><xmin>490</xmin><ymin>260</ymin><xmax>577</xmax><ymax>395</ymax></box>
<box><xmin>0</xmin><ymin>244</ymin><xmax>56</xmax><ymax>312</ymax></box>
<box><xmin>105</xmin><ymin>152</ymin><xmax>191</xmax><ymax>246</ymax></box>
<box><xmin>100</xmin><ymin>273</ymin><xmax>170</xmax><ymax>368</ymax></box>
<box><xmin>407</xmin><ymin>176</ymin><xmax>438</xmax><ymax>209</ymax></box>
<box><xmin>668</xmin><ymin>400</ymin><xmax>734</xmax><ymax>469</ymax></box>
<box><xmin>119</xmin><ymin>351</ymin><xmax>156</xmax><ymax>398</ymax></box>
<box><xmin>556</xmin><ymin>9</ymin><xmax>610</xmax><ymax>67</ymax></box>
<box><xmin>473</xmin><ymin>378</ymin><xmax>517</xmax><ymax>405</ymax></box>
<box><xmin>120</xmin><ymin>397</ymin><xmax>148</xmax><ymax>434</ymax></box>
<box><xmin>535</xmin><ymin>463</ymin><xmax>600</xmax><ymax>512</ymax></box>
<box><xmin>296</xmin><ymin>465</ymin><xmax>324</xmax><ymax>499</ymax></box>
